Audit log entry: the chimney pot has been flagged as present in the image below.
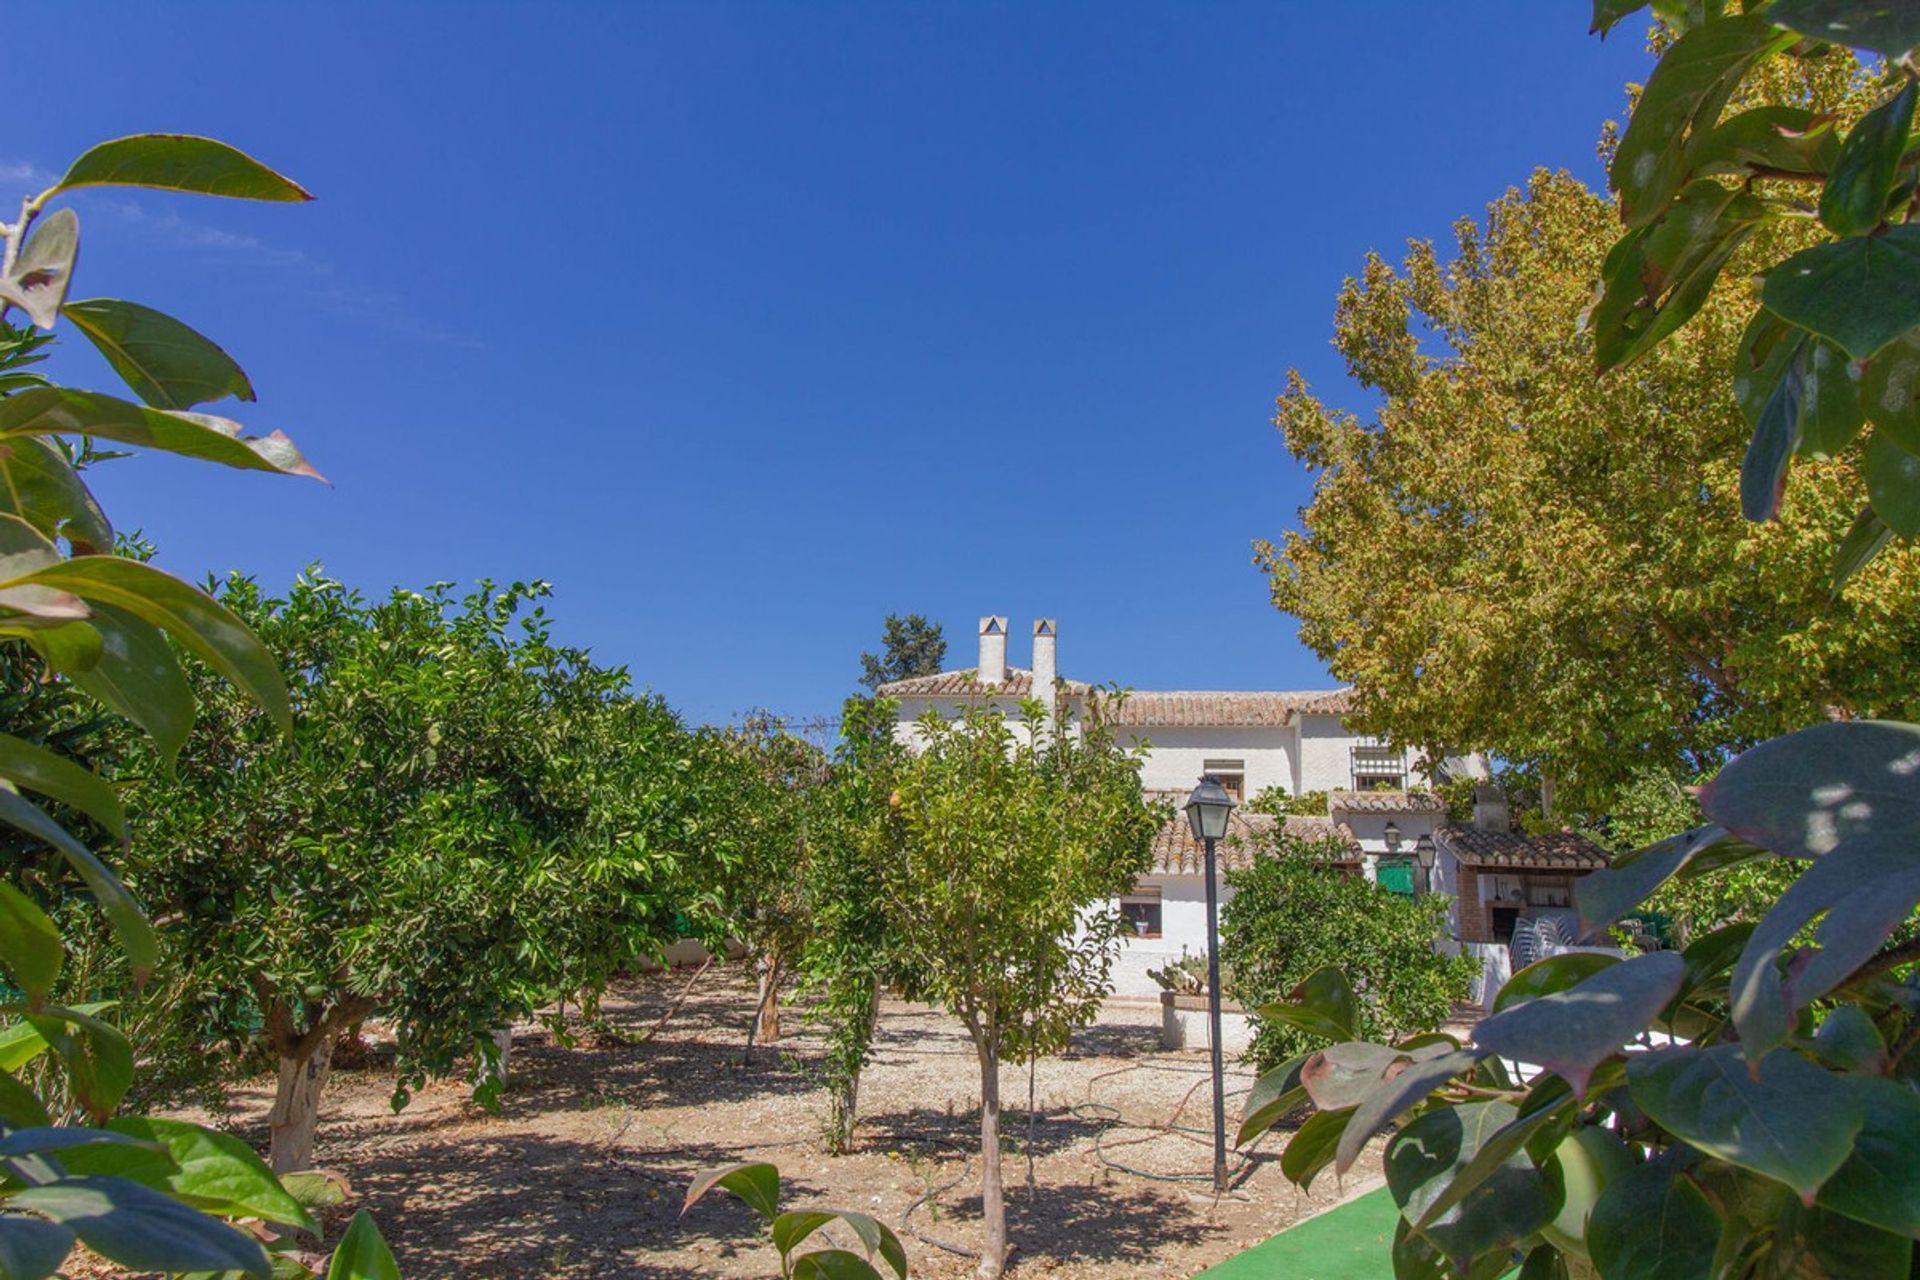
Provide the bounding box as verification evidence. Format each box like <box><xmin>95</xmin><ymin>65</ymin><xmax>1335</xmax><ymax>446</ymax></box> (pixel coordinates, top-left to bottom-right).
<box><xmin>1031</xmin><ymin>618</ymin><xmax>1057</xmax><ymax>701</ymax></box>
<box><xmin>1472</xmin><ymin>784</ymin><xmax>1510</xmax><ymax>833</ymax></box>
<box><xmin>978</xmin><ymin>616</ymin><xmax>1008</xmax><ymax>686</ymax></box>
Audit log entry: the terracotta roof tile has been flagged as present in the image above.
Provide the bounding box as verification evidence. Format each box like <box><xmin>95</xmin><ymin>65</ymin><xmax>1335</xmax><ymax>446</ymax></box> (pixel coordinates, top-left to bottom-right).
<box><xmin>1435</xmin><ymin>825</ymin><xmax>1611</xmax><ymax>871</ymax></box>
<box><xmin>1329</xmin><ymin>789</ymin><xmax>1448</xmax><ymax>815</ymax></box>
<box><xmin>875</xmin><ymin>667</ymin><xmax>1094</xmax><ymax>697</ymax></box>
<box><xmin>1146</xmin><ymin>809</ymin><xmax>1359</xmax><ymax>876</ymax></box>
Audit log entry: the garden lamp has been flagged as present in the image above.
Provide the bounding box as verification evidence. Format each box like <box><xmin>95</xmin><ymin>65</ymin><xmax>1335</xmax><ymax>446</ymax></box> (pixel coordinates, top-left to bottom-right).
<box><xmin>1384</xmin><ymin>820</ymin><xmax>1402</xmax><ymax>854</ymax></box>
<box><xmin>1184</xmin><ymin>774</ymin><xmax>1235</xmax><ymax>1192</ymax></box>
<box><xmin>1414</xmin><ymin>834</ymin><xmax>1436</xmax><ymax>895</ymax></box>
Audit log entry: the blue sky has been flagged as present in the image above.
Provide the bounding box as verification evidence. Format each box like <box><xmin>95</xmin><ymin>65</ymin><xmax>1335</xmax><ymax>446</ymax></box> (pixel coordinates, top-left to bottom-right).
<box><xmin>17</xmin><ymin>4</ymin><xmax>1650</xmax><ymax>726</ymax></box>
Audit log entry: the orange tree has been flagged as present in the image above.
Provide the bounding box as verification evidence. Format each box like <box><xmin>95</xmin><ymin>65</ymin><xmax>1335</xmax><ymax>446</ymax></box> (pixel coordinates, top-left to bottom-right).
<box><xmin>1240</xmin><ymin>8</ymin><xmax>1920</xmax><ymax>1279</ymax></box>
<box><xmin>0</xmin><ymin>137</ymin><xmax>399</xmax><ymax>1276</ymax></box>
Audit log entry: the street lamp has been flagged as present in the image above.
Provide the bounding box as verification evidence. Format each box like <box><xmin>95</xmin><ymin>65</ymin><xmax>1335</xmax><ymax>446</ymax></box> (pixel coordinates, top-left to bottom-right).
<box><xmin>1184</xmin><ymin>774</ymin><xmax>1235</xmax><ymax>1193</ymax></box>
<box><xmin>1384</xmin><ymin>820</ymin><xmax>1403</xmax><ymax>854</ymax></box>
<box><xmin>1414</xmin><ymin>833</ymin><xmax>1437</xmax><ymax>894</ymax></box>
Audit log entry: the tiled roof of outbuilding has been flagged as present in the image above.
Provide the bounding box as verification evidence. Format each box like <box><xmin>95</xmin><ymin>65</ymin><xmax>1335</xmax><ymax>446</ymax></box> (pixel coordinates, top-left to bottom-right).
<box><xmin>1110</xmin><ymin>692</ymin><xmax>1301</xmax><ymax>727</ymax></box>
<box><xmin>1435</xmin><ymin>826</ymin><xmax>1611</xmax><ymax>870</ymax></box>
<box><xmin>1329</xmin><ymin>789</ymin><xmax>1449</xmax><ymax>815</ymax></box>
<box><xmin>1145</xmin><ymin>809</ymin><xmax>1360</xmax><ymax>876</ymax></box>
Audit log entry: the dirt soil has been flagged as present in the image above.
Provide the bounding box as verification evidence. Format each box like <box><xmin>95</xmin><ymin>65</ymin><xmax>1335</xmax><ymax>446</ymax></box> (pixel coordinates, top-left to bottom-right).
<box><xmin>156</xmin><ymin>968</ymin><xmax>1387</xmax><ymax>1278</ymax></box>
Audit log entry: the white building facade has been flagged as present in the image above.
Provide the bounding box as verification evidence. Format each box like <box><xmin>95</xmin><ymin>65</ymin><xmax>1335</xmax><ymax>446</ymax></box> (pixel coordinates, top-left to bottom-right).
<box><xmin>878</xmin><ymin>616</ymin><xmax>1498</xmax><ymax>998</ymax></box>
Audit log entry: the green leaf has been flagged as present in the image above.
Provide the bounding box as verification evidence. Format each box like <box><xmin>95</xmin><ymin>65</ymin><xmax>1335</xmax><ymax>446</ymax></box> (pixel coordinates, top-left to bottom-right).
<box><xmin>1771</xmin><ymin>1198</ymin><xmax>1914</xmax><ymax>1277</ymax></box>
<box><xmin>324</xmin><ymin>1210</ymin><xmax>398</xmax><ymax>1280</ymax></box>
<box><xmin>1587</xmin><ymin>1153</ymin><xmax>1720</xmax><ymax>1280</ymax></box>
<box><xmin>682</xmin><ymin>1161</ymin><xmax>780</xmax><ymax>1222</ymax></box>
<box><xmin>1768</xmin><ymin>0</ymin><xmax>1920</xmax><ymax>58</ymax></box>
<box><xmin>0</xmin><ymin>785</ymin><xmax>156</xmax><ymax>985</ymax></box>
<box><xmin>104</xmin><ymin>1118</ymin><xmax>317</xmax><ymax>1232</ymax></box>
<box><xmin>1384</xmin><ymin>1101</ymin><xmax>1562</xmax><ymax>1271</ymax></box>
<box><xmin>0</xmin><ymin>1215</ymin><xmax>75</xmax><ymax>1280</ymax></box>
<box><xmin>1733</xmin><ymin>314</ymin><xmax>1865</xmax><ymax>462</ymax></box>
<box><xmin>1741</xmin><ymin>338</ymin><xmax>1803</xmax><ymax>521</ymax></box>
<box><xmin>1578</xmin><ymin>827</ymin><xmax>1757</xmax><ymax>930</ymax></box>
<box><xmin>52</xmin><ymin>136</ymin><xmax>312</xmax><ymax>203</ymax></box>
<box><xmin>12</xmin><ymin>1176</ymin><xmax>270</xmax><ymax>1278</ymax></box>
<box><xmin>0</xmin><ymin>436</ymin><xmax>112</xmax><ymax>551</ymax></box>
<box><xmin>0</xmin><ymin>731</ymin><xmax>124</xmax><ymax>838</ymax></box>
<box><xmin>0</xmin><ymin>210</ymin><xmax>80</xmax><ymax>332</ymax></box>
<box><xmin>1675</xmin><ymin>919</ymin><xmax>1756</xmax><ymax>1005</ymax></box>
<box><xmin>1412</xmin><ymin>1076</ymin><xmax>1575</xmax><ymax>1232</ymax></box>
<box><xmin>69</xmin><ymin>603</ymin><xmax>195</xmax><ymax>767</ymax></box>
<box><xmin>771</xmin><ymin>1211</ymin><xmax>837</xmax><ymax>1263</ymax></box>
<box><xmin>1235</xmin><ymin>1051</ymin><xmax>1310</xmax><ymax>1145</ymax></box>
<box><xmin>1494</xmin><ymin>952</ymin><xmax>1621</xmax><ymax>1013</ymax></box>
<box><xmin>791</xmin><ymin>1250</ymin><xmax>885</xmax><ymax>1280</ymax></box>
<box><xmin>12</xmin><ymin>1003</ymin><xmax>134</xmax><ymax>1119</ymax></box>
<box><xmin>0</xmin><ymin>1065</ymin><xmax>53</xmax><ymax>1128</ymax></box>
<box><xmin>1258</xmin><ymin>966</ymin><xmax>1360</xmax><ymax>1042</ymax></box>
<box><xmin>278</xmin><ymin>1170</ymin><xmax>350</xmax><ymax>1211</ymax></box>
<box><xmin>1691</xmin><ymin>106</ymin><xmax>1840</xmax><ymax>181</ymax></box>
<box><xmin>0</xmin><ymin>514</ymin><xmax>85</xmax><ymax>622</ymax></box>
<box><xmin>1608</xmin><ymin>17</ymin><xmax>1793</xmax><ymax>228</ymax></box>
<box><xmin>1473</xmin><ymin>952</ymin><xmax>1685</xmax><ymax>1098</ymax></box>
<box><xmin>0</xmin><ymin>881</ymin><xmax>63</xmax><ymax>1004</ymax></box>
<box><xmin>1700</xmin><ymin>720</ymin><xmax>1920</xmax><ymax>857</ymax></box>
<box><xmin>1864</xmin><ymin>428</ymin><xmax>1920</xmax><ymax>537</ymax></box>
<box><xmin>19</xmin><ymin>619</ymin><xmax>103</xmax><ymax>677</ymax></box>
<box><xmin>62</xmin><ymin>299</ymin><xmax>256</xmax><ymax>412</ymax></box>
<box><xmin>1592</xmin><ymin>180</ymin><xmax>1770</xmax><ymax>368</ymax></box>
<box><xmin>1628</xmin><ymin>1045</ymin><xmax>1862</xmax><ymax>1200</ymax></box>
<box><xmin>1816</xmin><ymin>1075</ymin><xmax>1920</xmax><ymax>1235</ymax></box>
<box><xmin>1763</xmin><ymin>225</ymin><xmax>1920</xmax><ymax>360</ymax></box>
<box><xmin>1590</xmin><ymin>0</ymin><xmax>1650</xmax><ymax>35</ymax></box>
<box><xmin>817</xmin><ymin>1210</ymin><xmax>906</xmax><ymax>1280</ymax></box>
<box><xmin>1389</xmin><ymin>1215</ymin><xmax>1511</xmax><ymax>1280</ymax></box>
<box><xmin>1808</xmin><ymin>1005</ymin><xmax>1889</xmax><ymax>1074</ymax></box>
<box><xmin>1300</xmin><ymin>1041</ymin><xmax>1406</xmax><ymax>1110</ymax></box>
<box><xmin>1730</xmin><ymin>834</ymin><xmax>1920</xmax><ymax>1056</ymax></box>
<box><xmin>1334</xmin><ymin>1049</ymin><xmax>1483</xmax><ymax>1176</ymax></box>
<box><xmin>1832</xmin><ymin>503</ymin><xmax>1894</xmax><ymax>594</ymax></box>
<box><xmin>1823</xmin><ymin>80</ymin><xmax>1917</xmax><ymax>236</ymax></box>
<box><xmin>1279</xmin><ymin>1105</ymin><xmax>1351</xmax><ymax>1191</ymax></box>
<box><xmin>4</xmin><ymin>558</ymin><xmax>290</xmax><ymax>736</ymax></box>
<box><xmin>1861</xmin><ymin>328</ymin><xmax>1920</xmax><ymax>455</ymax></box>
<box><xmin>0</xmin><ymin>387</ymin><xmax>322</xmax><ymax>481</ymax></box>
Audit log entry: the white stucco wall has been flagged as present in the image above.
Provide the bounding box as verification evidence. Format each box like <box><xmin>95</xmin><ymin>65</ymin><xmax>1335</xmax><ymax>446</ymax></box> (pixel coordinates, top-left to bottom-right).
<box><xmin>1111</xmin><ymin>874</ymin><xmax>1226</xmax><ymax>999</ymax></box>
<box><xmin>1295</xmin><ymin>715</ymin><xmax>1357</xmax><ymax>793</ymax></box>
<box><xmin>1334</xmin><ymin>810</ymin><xmax>1444</xmax><ymax>857</ymax></box>
<box><xmin>1125</xmin><ymin>725</ymin><xmax>1296</xmax><ymax>797</ymax></box>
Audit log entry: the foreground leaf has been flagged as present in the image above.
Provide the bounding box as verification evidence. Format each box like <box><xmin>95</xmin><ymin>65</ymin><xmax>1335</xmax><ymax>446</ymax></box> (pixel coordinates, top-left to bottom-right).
<box><xmin>1832</xmin><ymin>504</ymin><xmax>1893</xmax><ymax>594</ymax></box>
<box><xmin>1816</xmin><ymin>1075</ymin><xmax>1920</xmax><ymax>1235</ymax></box>
<box><xmin>0</xmin><ymin>1214</ymin><xmax>75</xmax><ymax>1280</ymax></box>
<box><xmin>1820</xmin><ymin>80</ymin><xmax>1916</xmax><ymax>237</ymax></box>
<box><xmin>63</xmin><ymin>299</ymin><xmax>256</xmax><ymax>411</ymax></box>
<box><xmin>0</xmin><ymin>730</ymin><xmax>125</xmax><ymax>837</ymax></box>
<box><xmin>683</xmin><ymin>1162</ymin><xmax>780</xmax><ymax>1222</ymax></box>
<box><xmin>105</xmin><ymin>1117</ymin><xmax>317</xmax><ymax>1231</ymax></box>
<box><xmin>0</xmin><ymin>209</ymin><xmax>79</xmax><ymax>331</ymax></box>
<box><xmin>1474</xmin><ymin>952</ymin><xmax>1685</xmax><ymax>1098</ymax></box>
<box><xmin>1768</xmin><ymin>0</ymin><xmax>1920</xmax><ymax>58</ymax></box>
<box><xmin>4</xmin><ymin>557</ymin><xmax>291</xmax><ymax>736</ymax></box>
<box><xmin>0</xmin><ymin>387</ymin><xmax>322</xmax><ymax>481</ymax></box>
<box><xmin>1627</xmin><ymin>1045</ymin><xmax>1862</xmax><ymax>1200</ymax></box>
<box><xmin>0</xmin><ymin>784</ymin><xmax>156</xmax><ymax>984</ymax></box>
<box><xmin>1762</xmin><ymin>225</ymin><xmax>1920</xmax><ymax>360</ymax></box>
<box><xmin>324</xmin><ymin>1210</ymin><xmax>399</xmax><ymax>1280</ymax></box>
<box><xmin>1587</xmin><ymin>1153</ymin><xmax>1720</xmax><ymax>1280</ymax></box>
<box><xmin>1300</xmin><ymin>1041</ymin><xmax>1406</xmax><ymax>1110</ymax></box>
<box><xmin>1864</xmin><ymin>429</ymin><xmax>1920</xmax><ymax>538</ymax></box>
<box><xmin>1385</xmin><ymin>1101</ymin><xmax>1561</xmax><ymax>1270</ymax></box>
<box><xmin>1236</xmin><ymin>1051</ymin><xmax>1310</xmax><ymax>1145</ymax></box>
<box><xmin>0</xmin><ymin>436</ymin><xmax>113</xmax><ymax>551</ymax></box>
<box><xmin>1493</xmin><ymin>952</ymin><xmax>1620</xmax><ymax>1013</ymax></box>
<box><xmin>791</xmin><ymin>1250</ymin><xmax>885</xmax><ymax>1280</ymax></box>
<box><xmin>0</xmin><ymin>881</ymin><xmax>63</xmax><ymax>1004</ymax></box>
<box><xmin>1335</xmin><ymin>1049</ymin><xmax>1483</xmax><ymax>1176</ymax></box>
<box><xmin>11</xmin><ymin>1176</ymin><xmax>269</xmax><ymax>1278</ymax></box>
<box><xmin>52</xmin><ymin>135</ymin><xmax>312</xmax><ymax>202</ymax></box>
<box><xmin>69</xmin><ymin>603</ymin><xmax>195</xmax><ymax>767</ymax></box>
<box><xmin>1699</xmin><ymin>720</ymin><xmax>1920</xmax><ymax>857</ymax></box>
<box><xmin>1279</xmin><ymin>1105</ymin><xmax>1352</xmax><ymax>1191</ymax></box>
<box><xmin>1593</xmin><ymin>180</ymin><xmax>1770</xmax><ymax>368</ymax></box>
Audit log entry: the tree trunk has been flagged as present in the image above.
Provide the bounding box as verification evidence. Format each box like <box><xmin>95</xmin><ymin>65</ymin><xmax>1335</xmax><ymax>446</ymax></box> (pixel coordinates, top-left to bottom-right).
<box><xmin>753</xmin><ymin>951</ymin><xmax>782</xmax><ymax>1045</ymax></box>
<box><xmin>269</xmin><ymin>1032</ymin><xmax>336</xmax><ymax>1174</ymax></box>
<box><xmin>976</xmin><ymin>1036</ymin><xmax>1006</xmax><ymax>1279</ymax></box>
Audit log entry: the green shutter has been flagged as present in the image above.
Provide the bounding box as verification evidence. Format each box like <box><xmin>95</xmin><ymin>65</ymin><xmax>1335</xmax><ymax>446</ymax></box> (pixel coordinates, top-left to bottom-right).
<box><xmin>1376</xmin><ymin>858</ymin><xmax>1415</xmax><ymax>897</ymax></box>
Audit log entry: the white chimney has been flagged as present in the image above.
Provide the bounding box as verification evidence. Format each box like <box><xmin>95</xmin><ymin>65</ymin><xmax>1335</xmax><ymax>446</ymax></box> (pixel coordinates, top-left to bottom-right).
<box><xmin>1472</xmin><ymin>784</ymin><xmax>1510</xmax><ymax>833</ymax></box>
<box><xmin>1030</xmin><ymin>618</ymin><xmax>1057</xmax><ymax>700</ymax></box>
<box><xmin>978</xmin><ymin>616</ymin><xmax>1007</xmax><ymax>686</ymax></box>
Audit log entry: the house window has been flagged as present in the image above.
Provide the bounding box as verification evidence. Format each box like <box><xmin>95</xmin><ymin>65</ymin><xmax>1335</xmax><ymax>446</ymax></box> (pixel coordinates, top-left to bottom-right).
<box><xmin>1202</xmin><ymin>759</ymin><xmax>1245</xmax><ymax>802</ymax></box>
<box><xmin>1351</xmin><ymin>744</ymin><xmax>1406</xmax><ymax>790</ymax></box>
<box><xmin>1524</xmin><ymin>876</ymin><xmax>1573</xmax><ymax>909</ymax></box>
<box><xmin>1120</xmin><ymin>890</ymin><xmax>1163</xmax><ymax>939</ymax></box>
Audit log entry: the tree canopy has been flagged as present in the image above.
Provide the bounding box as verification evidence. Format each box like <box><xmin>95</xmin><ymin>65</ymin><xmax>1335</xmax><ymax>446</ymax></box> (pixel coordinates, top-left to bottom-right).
<box><xmin>857</xmin><ymin>614</ymin><xmax>946</xmax><ymax>692</ymax></box>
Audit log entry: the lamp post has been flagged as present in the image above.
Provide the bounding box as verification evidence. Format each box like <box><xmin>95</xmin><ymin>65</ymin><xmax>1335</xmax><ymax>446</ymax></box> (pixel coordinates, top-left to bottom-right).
<box><xmin>1184</xmin><ymin>774</ymin><xmax>1235</xmax><ymax>1193</ymax></box>
<box><xmin>1415</xmin><ymin>833</ymin><xmax>1437</xmax><ymax>895</ymax></box>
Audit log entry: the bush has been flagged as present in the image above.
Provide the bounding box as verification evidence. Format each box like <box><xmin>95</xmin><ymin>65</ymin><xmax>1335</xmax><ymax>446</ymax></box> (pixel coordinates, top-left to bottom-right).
<box><xmin>1221</xmin><ymin>834</ymin><xmax>1476</xmax><ymax>1069</ymax></box>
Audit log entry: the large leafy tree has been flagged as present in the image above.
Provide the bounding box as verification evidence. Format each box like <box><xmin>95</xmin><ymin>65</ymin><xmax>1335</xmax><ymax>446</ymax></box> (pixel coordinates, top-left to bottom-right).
<box><xmin>123</xmin><ymin>571</ymin><xmax>695</xmax><ymax>1172</ymax></box>
<box><xmin>0</xmin><ymin>136</ymin><xmax>401</xmax><ymax>1276</ymax></box>
<box><xmin>1258</xmin><ymin>63</ymin><xmax>1920</xmax><ymax>811</ymax></box>
<box><xmin>873</xmin><ymin>698</ymin><xmax>1155</xmax><ymax>1279</ymax></box>
<box><xmin>857</xmin><ymin>613</ymin><xmax>946</xmax><ymax>692</ymax></box>
<box><xmin>1239</xmin><ymin>9</ymin><xmax>1920</xmax><ymax>1278</ymax></box>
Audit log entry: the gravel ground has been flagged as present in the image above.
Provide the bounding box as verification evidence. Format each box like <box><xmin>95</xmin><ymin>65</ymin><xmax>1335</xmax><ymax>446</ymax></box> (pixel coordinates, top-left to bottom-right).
<box><xmin>85</xmin><ymin>967</ymin><xmax>1388</xmax><ymax>1278</ymax></box>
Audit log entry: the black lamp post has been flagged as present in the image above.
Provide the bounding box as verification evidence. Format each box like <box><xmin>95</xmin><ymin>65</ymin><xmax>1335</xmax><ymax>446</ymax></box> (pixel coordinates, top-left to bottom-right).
<box><xmin>1184</xmin><ymin>773</ymin><xmax>1235</xmax><ymax>1193</ymax></box>
<box><xmin>1415</xmin><ymin>833</ymin><xmax>1437</xmax><ymax>895</ymax></box>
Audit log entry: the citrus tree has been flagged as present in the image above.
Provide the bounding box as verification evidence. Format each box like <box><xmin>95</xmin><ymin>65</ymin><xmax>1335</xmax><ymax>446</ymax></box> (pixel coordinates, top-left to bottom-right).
<box><xmin>874</xmin><ymin>696</ymin><xmax>1156</xmax><ymax>1279</ymax></box>
<box><xmin>124</xmin><ymin>571</ymin><xmax>695</xmax><ymax>1172</ymax></box>
<box><xmin>0</xmin><ymin>135</ymin><xmax>399</xmax><ymax>1276</ymax></box>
